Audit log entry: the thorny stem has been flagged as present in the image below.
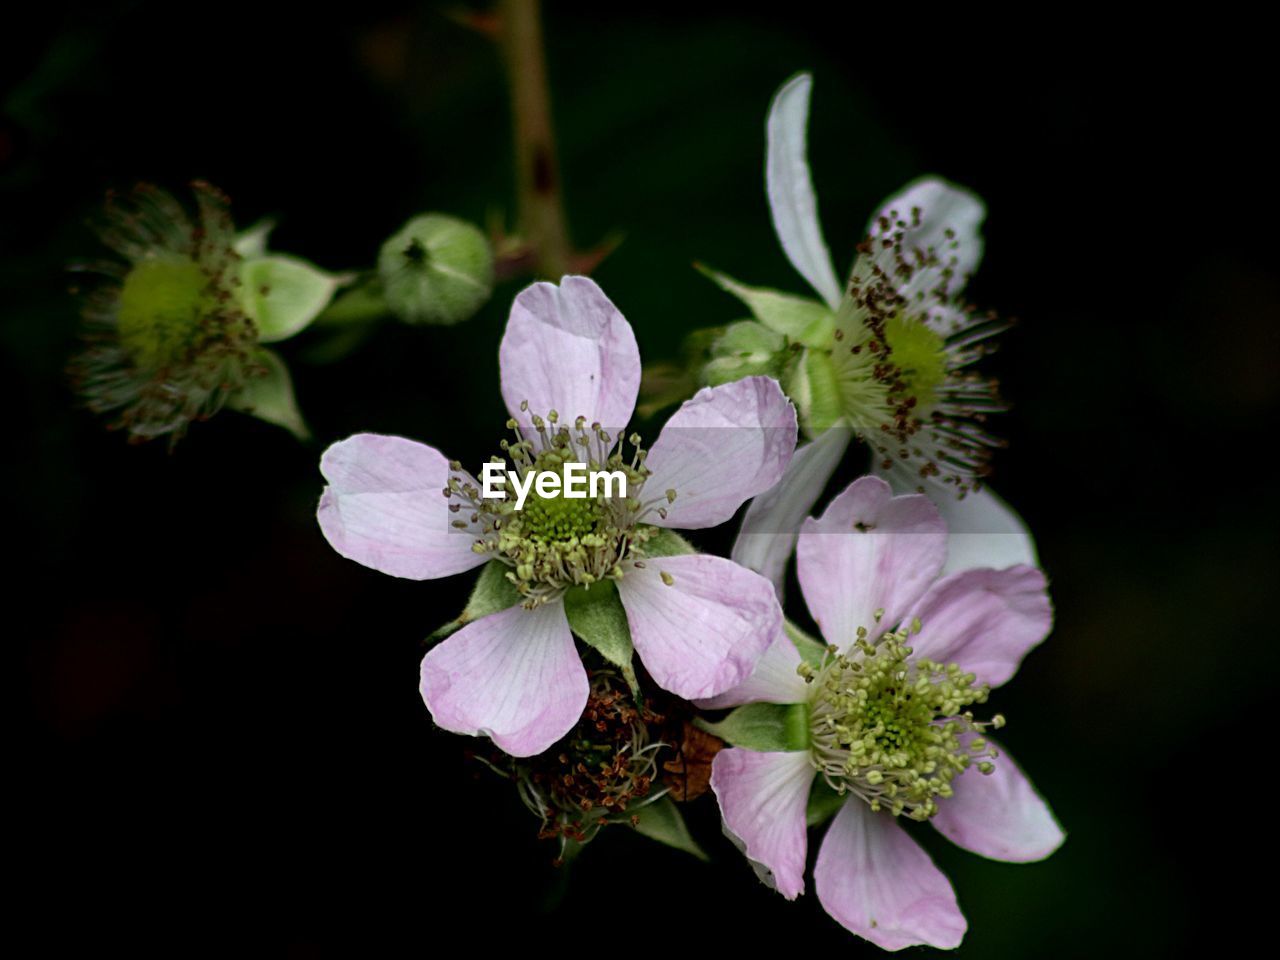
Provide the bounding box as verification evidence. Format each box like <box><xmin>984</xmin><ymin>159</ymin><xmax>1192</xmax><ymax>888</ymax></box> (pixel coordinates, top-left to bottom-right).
<box><xmin>500</xmin><ymin>0</ymin><xmax>572</xmax><ymax>278</ymax></box>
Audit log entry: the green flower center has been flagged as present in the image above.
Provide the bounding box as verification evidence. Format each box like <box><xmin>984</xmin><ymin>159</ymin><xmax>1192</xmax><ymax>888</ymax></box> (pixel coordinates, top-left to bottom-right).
<box><xmin>802</xmin><ymin>619</ymin><xmax>1001</xmax><ymax>821</ymax></box>
<box><xmin>116</xmin><ymin>257</ymin><xmax>211</xmax><ymax>369</ymax></box>
<box><xmin>882</xmin><ymin>314</ymin><xmax>947</xmax><ymax>417</ymax></box>
<box><xmin>522</xmin><ymin>485</ymin><xmax>603</xmax><ymax>543</ymax></box>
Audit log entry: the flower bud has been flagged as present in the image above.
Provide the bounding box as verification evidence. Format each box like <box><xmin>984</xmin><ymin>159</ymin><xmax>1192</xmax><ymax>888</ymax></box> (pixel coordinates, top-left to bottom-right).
<box><xmin>377</xmin><ymin>213</ymin><xmax>494</xmax><ymax>325</ymax></box>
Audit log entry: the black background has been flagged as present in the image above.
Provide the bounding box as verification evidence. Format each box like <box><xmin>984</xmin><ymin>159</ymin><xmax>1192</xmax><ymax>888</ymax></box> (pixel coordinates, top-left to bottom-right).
<box><xmin>6</xmin><ymin>4</ymin><xmax>1277</xmax><ymax>954</ymax></box>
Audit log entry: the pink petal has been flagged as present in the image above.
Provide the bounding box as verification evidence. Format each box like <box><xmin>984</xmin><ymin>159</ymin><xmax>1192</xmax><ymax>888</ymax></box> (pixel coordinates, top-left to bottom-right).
<box><xmin>317</xmin><ymin>433</ymin><xmax>487</xmax><ymax>580</ymax></box>
<box><xmin>732</xmin><ymin>424</ymin><xmax>852</xmax><ymax>600</ymax></box>
<box><xmin>645</xmin><ymin>376</ymin><xmax>797</xmax><ymax>530</ymax></box>
<box><xmin>616</xmin><ymin>554</ymin><xmax>780</xmax><ymax>699</ymax></box>
<box><xmin>498</xmin><ymin>276</ymin><xmax>640</xmax><ymax>436</ymax></box>
<box><xmin>905</xmin><ymin>565</ymin><xmax>1052</xmax><ymax>687</ymax></box>
<box><xmin>796</xmin><ymin>476</ymin><xmax>946</xmax><ymax>649</ymax></box>
<box><xmin>419</xmin><ymin>600</ymin><xmax>588</xmax><ymax>758</ymax></box>
<box><xmin>695</xmin><ymin>625</ymin><xmax>809</xmax><ymax>709</ymax></box>
<box><xmin>710</xmin><ymin>748</ymin><xmax>814</xmax><ymax>899</ymax></box>
<box><xmin>932</xmin><ymin>739</ymin><xmax>1064</xmax><ymax>862</ymax></box>
<box><xmin>815</xmin><ymin>800</ymin><xmax>966</xmax><ymax>951</ymax></box>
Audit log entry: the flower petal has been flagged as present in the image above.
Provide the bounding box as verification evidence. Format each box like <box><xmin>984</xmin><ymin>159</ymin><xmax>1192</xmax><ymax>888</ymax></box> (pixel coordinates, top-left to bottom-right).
<box><xmin>616</xmin><ymin>554</ymin><xmax>780</xmax><ymax>699</ymax></box>
<box><xmin>796</xmin><ymin>476</ymin><xmax>946</xmax><ymax>649</ymax></box>
<box><xmin>696</xmin><ymin>625</ymin><xmax>809</xmax><ymax>709</ymax></box>
<box><xmin>318</xmin><ymin>433</ymin><xmax>486</xmax><ymax>580</ymax></box>
<box><xmin>815</xmin><ymin>800</ymin><xmax>966</xmax><ymax>951</ymax></box>
<box><xmin>766</xmin><ymin>72</ymin><xmax>843</xmax><ymax>309</ymax></box>
<box><xmin>419</xmin><ymin>600</ymin><xmax>588</xmax><ymax>758</ymax></box>
<box><xmin>873</xmin><ymin>464</ymin><xmax>1037</xmax><ymax>575</ymax></box>
<box><xmin>732</xmin><ymin>424</ymin><xmax>852</xmax><ymax>600</ymax></box>
<box><xmin>498</xmin><ymin>276</ymin><xmax>640</xmax><ymax>435</ymax></box>
<box><xmin>932</xmin><ymin>739</ymin><xmax>1065</xmax><ymax>862</ymax></box>
<box><xmin>644</xmin><ymin>376</ymin><xmax>797</xmax><ymax>530</ymax></box>
<box><xmin>868</xmin><ymin>176</ymin><xmax>986</xmax><ymax>312</ymax></box>
<box><xmin>710</xmin><ymin>748</ymin><xmax>814</xmax><ymax>899</ymax></box>
<box><xmin>906</xmin><ymin>565</ymin><xmax>1051</xmax><ymax>687</ymax></box>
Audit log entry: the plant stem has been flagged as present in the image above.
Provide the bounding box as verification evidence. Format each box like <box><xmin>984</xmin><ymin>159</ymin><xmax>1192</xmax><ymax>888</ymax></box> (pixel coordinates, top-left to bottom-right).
<box><xmin>500</xmin><ymin>0</ymin><xmax>571</xmax><ymax>278</ymax></box>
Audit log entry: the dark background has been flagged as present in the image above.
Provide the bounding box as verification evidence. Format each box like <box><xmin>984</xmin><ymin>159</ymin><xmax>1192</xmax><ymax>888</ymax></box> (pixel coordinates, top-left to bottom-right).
<box><xmin>6</xmin><ymin>4</ymin><xmax>1277</xmax><ymax>954</ymax></box>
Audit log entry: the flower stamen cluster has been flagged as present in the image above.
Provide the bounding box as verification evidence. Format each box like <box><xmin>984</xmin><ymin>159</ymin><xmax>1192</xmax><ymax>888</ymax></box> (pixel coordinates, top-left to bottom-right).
<box><xmin>802</xmin><ymin>617</ymin><xmax>1003</xmax><ymax>821</ymax></box>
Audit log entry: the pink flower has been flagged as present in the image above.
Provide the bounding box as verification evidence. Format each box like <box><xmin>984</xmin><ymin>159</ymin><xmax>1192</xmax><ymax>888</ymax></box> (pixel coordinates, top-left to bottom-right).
<box><xmin>704</xmin><ymin>475</ymin><xmax>1063</xmax><ymax>950</ymax></box>
<box><xmin>317</xmin><ymin>276</ymin><xmax>797</xmax><ymax>757</ymax></box>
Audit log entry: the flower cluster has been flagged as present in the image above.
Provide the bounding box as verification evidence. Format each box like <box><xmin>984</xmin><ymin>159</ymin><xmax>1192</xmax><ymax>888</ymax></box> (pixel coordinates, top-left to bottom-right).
<box><xmin>310</xmin><ymin>72</ymin><xmax>1064</xmax><ymax>953</ymax></box>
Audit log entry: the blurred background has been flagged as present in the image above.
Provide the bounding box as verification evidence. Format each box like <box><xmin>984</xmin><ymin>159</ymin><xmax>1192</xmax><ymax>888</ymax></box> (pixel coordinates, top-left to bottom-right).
<box><xmin>6</xmin><ymin>3</ymin><xmax>1276</xmax><ymax>954</ymax></box>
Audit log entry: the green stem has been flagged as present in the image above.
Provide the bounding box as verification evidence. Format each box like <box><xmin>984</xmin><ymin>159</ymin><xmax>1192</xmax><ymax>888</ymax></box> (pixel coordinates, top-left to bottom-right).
<box><xmin>500</xmin><ymin>0</ymin><xmax>571</xmax><ymax>278</ymax></box>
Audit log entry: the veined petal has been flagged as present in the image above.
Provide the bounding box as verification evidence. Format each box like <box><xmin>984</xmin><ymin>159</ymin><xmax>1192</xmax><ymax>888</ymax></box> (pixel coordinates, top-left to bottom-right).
<box><xmin>874</xmin><ymin>465</ymin><xmax>1037</xmax><ymax>575</ymax></box>
<box><xmin>932</xmin><ymin>739</ymin><xmax>1065</xmax><ymax>863</ymax></box>
<box><xmin>498</xmin><ymin>276</ymin><xmax>640</xmax><ymax>436</ymax></box>
<box><xmin>766</xmin><ymin>72</ymin><xmax>843</xmax><ymax>309</ymax></box>
<box><xmin>868</xmin><ymin>176</ymin><xmax>986</xmax><ymax>310</ymax></box>
<box><xmin>645</xmin><ymin>376</ymin><xmax>797</xmax><ymax>530</ymax></box>
<box><xmin>815</xmin><ymin>800</ymin><xmax>966</xmax><ymax>951</ymax></box>
<box><xmin>616</xmin><ymin>554</ymin><xmax>780</xmax><ymax>699</ymax></box>
<box><xmin>906</xmin><ymin>565</ymin><xmax>1052</xmax><ymax>687</ymax></box>
<box><xmin>419</xmin><ymin>600</ymin><xmax>588</xmax><ymax>758</ymax></box>
<box><xmin>732</xmin><ymin>423</ymin><xmax>852</xmax><ymax>599</ymax></box>
<box><xmin>318</xmin><ymin>433</ymin><xmax>486</xmax><ymax>580</ymax></box>
<box><xmin>695</xmin><ymin>625</ymin><xmax>809</xmax><ymax>709</ymax></box>
<box><xmin>797</xmin><ymin>476</ymin><xmax>946</xmax><ymax>649</ymax></box>
<box><xmin>710</xmin><ymin>748</ymin><xmax>814</xmax><ymax>899</ymax></box>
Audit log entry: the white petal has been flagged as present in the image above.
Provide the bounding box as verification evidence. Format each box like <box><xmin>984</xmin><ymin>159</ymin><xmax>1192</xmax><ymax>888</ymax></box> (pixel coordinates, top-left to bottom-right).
<box><xmin>766</xmin><ymin>72</ymin><xmax>843</xmax><ymax>309</ymax></box>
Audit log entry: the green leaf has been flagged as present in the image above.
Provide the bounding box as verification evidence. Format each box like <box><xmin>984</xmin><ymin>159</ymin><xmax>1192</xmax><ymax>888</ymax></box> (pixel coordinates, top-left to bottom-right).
<box><xmin>697</xmin><ymin>264</ymin><xmax>835</xmax><ymax>347</ymax></box>
<box><xmin>642</xmin><ymin>528</ymin><xmax>695</xmax><ymax>558</ymax></box>
<box><xmin>426</xmin><ymin>560</ymin><xmax>522</xmax><ymax>644</ymax></box>
<box><xmin>806</xmin><ymin>776</ymin><xmax>847</xmax><ymax>826</ymax></box>
<box><xmin>702</xmin><ymin>320</ymin><xmax>788</xmax><ymax>386</ymax></box>
<box><xmin>629</xmin><ymin>796</ymin><xmax>708</xmax><ymax>861</ymax></box>
<box><xmin>563</xmin><ymin>580</ymin><xmax>633</xmax><ymax>669</ymax></box>
<box><xmin>783</xmin><ymin>347</ymin><xmax>844</xmax><ymax>437</ymax></box>
<box><xmin>240</xmin><ymin>254</ymin><xmax>348</xmax><ymax>343</ymax></box>
<box><xmin>784</xmin><ymin>617</ymin><xmax>828</xmax><ymax>666</ymax></box>
<box><xmin>696</xmin><ymin>702</ymin><xmax>810</xmax><ymax>752</ymax></box>
<box><xmin>227</xmin><ymin>348</ymin><xmax>308</xmax><ymax>440</ymax></box>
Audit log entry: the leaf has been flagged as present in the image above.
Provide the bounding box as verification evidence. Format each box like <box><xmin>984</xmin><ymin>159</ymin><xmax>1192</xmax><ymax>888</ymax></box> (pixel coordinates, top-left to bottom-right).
<box><xmin>642</xmin><ymin>528</ymin><xmax>695</xmax><ymax>558</ymax></box>
<box><xmin>426</xmin><ymin>560</ymin><xmax>522</xmax><ymax>644</ymax></box>
<box><xmin>227</xmin><ymin>348</ymin><xmax>308</xmax><ymax>440</ymax></box>
<box><xmin>563</xmin><ymin>580</ymin><xmax>633</xmax><ymax>669</ymax></box>
<box><xmin>696</xmin><ymin>702</ymin><xmax>810</xmax><ymax>752</ymax></box>
<box><xmin>240</xmin><ymin>254</ymin><xmax>348</xmax><ymax>343</ymax></box>
<box><xmin>629</xmin><ymin>795</ymin><xmax>708</xmax><ymax>861</ymax></box>
<box><xmin>784</xmin><ymin>617</ymin><xmax>828</xmax><ymax>666</ymax></box>
<box><xmin>806</xmin><ymin>776</ymin><xmax>848</xmax><ymax>827</ymax></box>
<box><xmin>698</xmin><ymin>264</ymin><xmax>835</xmax><ymax>347</ymax></box>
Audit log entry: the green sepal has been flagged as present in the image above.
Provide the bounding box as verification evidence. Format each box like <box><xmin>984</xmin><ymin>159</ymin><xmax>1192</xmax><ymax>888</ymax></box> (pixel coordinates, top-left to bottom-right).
<box><xmin>629</xmin><ymin>795</ymin><xmax>709</xmax><ymax>861</ymax></box>
<box><xmin>240</xmin><ymin>254</ymin><xmax>349</xmax><ymax>343</ymax></box>
<box><xmin>696</xmin><ymin>702</ymin><xmax>810</xmax><ymax>752</ymax></box>
<box><xmin>784</xmin><ymin>617</ymin><xmax>828</xmax><ymax>666</ymax></box>
<box><xmin>232</xmin><ymin>218</ymin><xmax>276</xmax><ymax>259</ymax></box>
<box><xmin>227</xmin><ymin>348</ymin><xmax>309</xmax><ymax>440</ymax></box>
<box><xmin>805</xmin><ymin>776</ymin><xmax>847</xmax><ymax>827</ymax></box>
<box><xmin>702</xmin><ymin>320</ymin><xmax>788</xmax><ymax>386</ymax></box>
<box><xmin>426</xmin><ymin>560</ymin><xmax>522</xmax><ymax>644</ymax></box>
<box><xmin>697</xmin><ymin>264</ymin><xmax>835</xmax><ymax>347</ymax></box>
<box><xmin>563</xmin><ymin>580</ymin><xmax>634</xmax><ymax>674</ymax></box>
<box><xmin>783</xmin><ymin>347</ymin><xmax>844</xmax><ymax>437</ymax></box>
<box><xmin>642</xmin><ymin>528</ymin><xmax>695</xmax><ymax>558</ymax></box>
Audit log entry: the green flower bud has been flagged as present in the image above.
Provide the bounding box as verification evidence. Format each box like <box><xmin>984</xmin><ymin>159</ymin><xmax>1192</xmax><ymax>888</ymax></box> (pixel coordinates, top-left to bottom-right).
<box><xmin>702</xmin><ymin>320</ymin><xmax>788</xmax><ymax>386</ymax></box>
<box><xmin>377</xmin><ymin>214</ymin><xmax>494</xmax><ymax>325</ymax></box>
